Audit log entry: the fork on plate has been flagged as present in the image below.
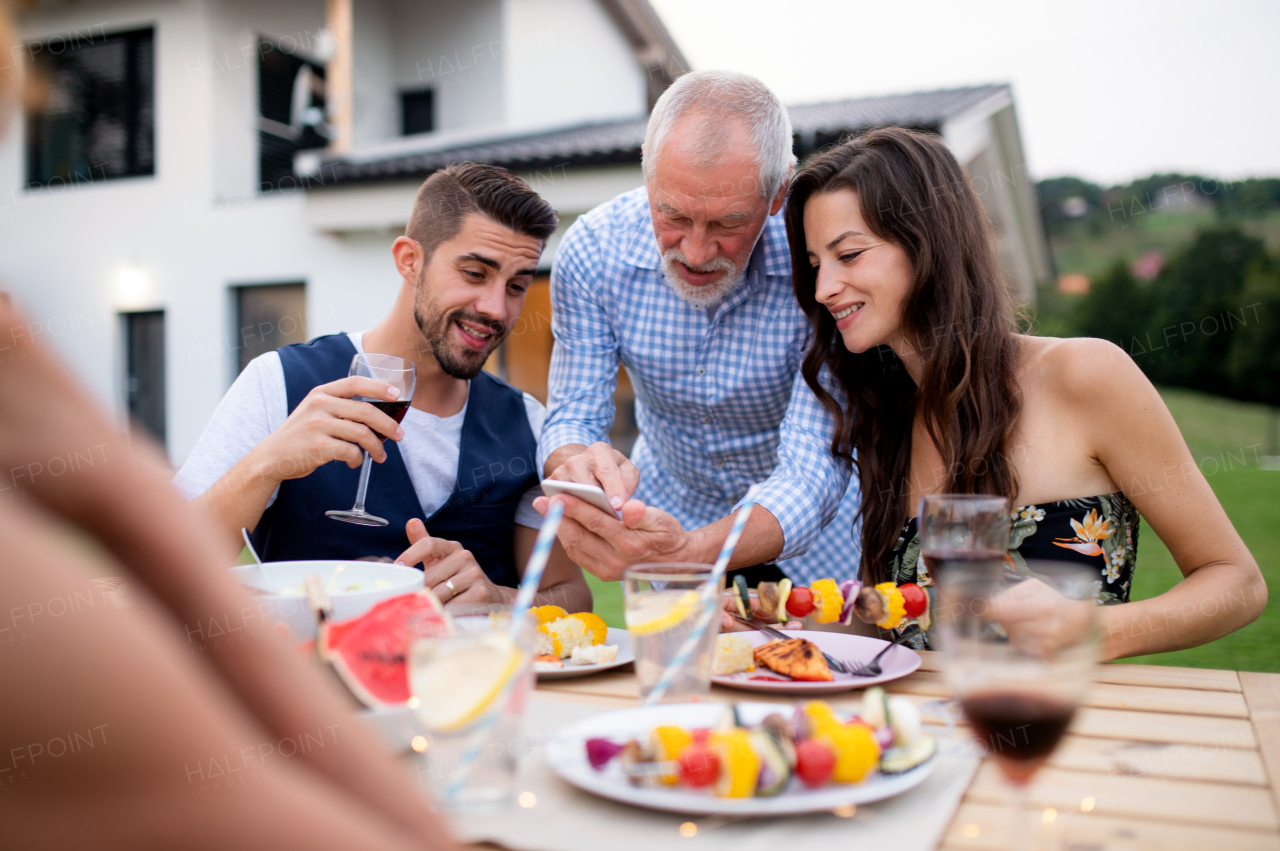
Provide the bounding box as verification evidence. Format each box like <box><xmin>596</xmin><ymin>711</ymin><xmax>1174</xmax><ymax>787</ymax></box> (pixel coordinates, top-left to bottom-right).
<box><xmin>845</xmin><ymin>624</ymin><xmax>921</xmax><ymax>677</ymax></box>
<box><xmin>728</xmin><ymin>614</ymin><xmax>855</xmax><ymax>675</ymax></box>
<box><xmin>730</xmin><ymin>615</ymin><xmax>921</xmax><ymax>678</ymax></box>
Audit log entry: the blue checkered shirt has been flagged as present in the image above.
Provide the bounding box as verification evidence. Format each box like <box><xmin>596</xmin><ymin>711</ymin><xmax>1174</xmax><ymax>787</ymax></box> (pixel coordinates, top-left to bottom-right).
<box><xmin>537</xmin><ymin>187</ymin><xmax>862</xmax><ymax>584</ymax></box>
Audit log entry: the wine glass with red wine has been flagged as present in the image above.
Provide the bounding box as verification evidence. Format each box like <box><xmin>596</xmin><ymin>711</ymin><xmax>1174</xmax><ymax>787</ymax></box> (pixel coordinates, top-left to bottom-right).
<box><xmin>918</xmin><ymin>494</ymin><xmax>1011</xmax><ymax>582</ymax></box>
<box><xmin>326</xmin><ymin>353</ymin><xmax>415</xmax><ymax>527</ymax></box>
<box><xmin>936</xmin><ymin>559</ymin><xmax>1100</xmax><ymax>849</ymax></box>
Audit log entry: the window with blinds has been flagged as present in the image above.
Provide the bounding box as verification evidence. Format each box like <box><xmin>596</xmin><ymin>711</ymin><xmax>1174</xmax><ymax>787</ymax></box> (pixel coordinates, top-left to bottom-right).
<box><xmin>258</xmin><ymin>39</ymin><xmax>328</xmax><ymax>192</ymax></box>
<box><xmin>24</xmin><ymin>27</ymin><xmax>155</xmax><ymax>188</ymax></box>
<box><xmin>233</xmin><ymin>283</ymin><xmax>308</xmax><ymax>374</ymax></box>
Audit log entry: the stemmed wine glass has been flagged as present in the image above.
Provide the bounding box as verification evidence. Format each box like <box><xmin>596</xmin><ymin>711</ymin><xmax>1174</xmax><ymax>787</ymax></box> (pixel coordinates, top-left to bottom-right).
<box><xmin>935</xmin><ymin>559</ymin><xmax>1100</xmax><ymax>850</ymax></box>
<box><xmin>326</xmin><ymin>353</ymin><xmax>415</xmax><ymax>527</ymax></box>
<box><xmin>918</xmin><ymin>494</ymin><xmax>1011</xmax><ymax>582</ymax></box>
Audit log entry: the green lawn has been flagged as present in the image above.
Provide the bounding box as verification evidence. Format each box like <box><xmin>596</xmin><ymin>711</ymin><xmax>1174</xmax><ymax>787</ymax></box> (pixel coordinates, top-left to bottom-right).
<box><xmin>1157</xmin><ymin>385</ymin><xmax>1277</xmax><ymax>463</ymax></box>
<box><xmin>1121</xmin><ymin>387</ymin><xmax>1279</xmax><ymax>673</ymax></box>
<box><xmin>1122</xmin><ymin>466</ymin><xmax>1278</xmax><ymax>673</ymax></box>
<box><xmin>586</xmin><ymin>386</ymin><xmax>1279</xmax><ymax>673</ymax></box>
<box><xmin>587</xmin><ymin>571</ymin><xmax>626</xmax><ymax>630</ymax></box>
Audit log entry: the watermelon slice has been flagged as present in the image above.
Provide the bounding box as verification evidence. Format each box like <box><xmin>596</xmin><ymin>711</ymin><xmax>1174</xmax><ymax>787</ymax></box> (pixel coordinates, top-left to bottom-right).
<box><xmin>316</xmin><ymin>590</ymin><xmax>453</xmax><ymax>707</ymax></box>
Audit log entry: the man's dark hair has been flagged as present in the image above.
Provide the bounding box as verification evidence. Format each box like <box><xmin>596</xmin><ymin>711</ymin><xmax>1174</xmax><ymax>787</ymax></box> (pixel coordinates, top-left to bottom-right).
<box><xmin>405</xmin><ymin>162</ymin><xmax>558</xmax><ymax>261</ymax></box>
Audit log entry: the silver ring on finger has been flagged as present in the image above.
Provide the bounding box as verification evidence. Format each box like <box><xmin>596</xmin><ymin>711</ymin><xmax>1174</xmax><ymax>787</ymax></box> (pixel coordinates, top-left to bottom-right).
<box><xmin>443</xmin><ymin>578</ymin><xmax>456</xmax><ymax>601</ymax></box>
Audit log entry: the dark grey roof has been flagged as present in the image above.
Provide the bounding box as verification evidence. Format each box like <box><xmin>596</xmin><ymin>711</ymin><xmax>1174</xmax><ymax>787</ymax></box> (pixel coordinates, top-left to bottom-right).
<box><xmin>789</xmin><ymin>84</ymin><xmax>1007</xmax><ymax>139</ymax></box>
<box><xmin>309</xmin><ymin>84</ymin><xmax>1008</xmax><ymax>187</ymax></box>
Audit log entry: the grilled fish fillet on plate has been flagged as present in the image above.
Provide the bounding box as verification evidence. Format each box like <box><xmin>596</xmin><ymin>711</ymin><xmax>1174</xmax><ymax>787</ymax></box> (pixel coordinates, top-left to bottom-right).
<box><xmin>752</xmin><ymin>638</ymin><xmax>833</xmax><ymax>682</ymax></box>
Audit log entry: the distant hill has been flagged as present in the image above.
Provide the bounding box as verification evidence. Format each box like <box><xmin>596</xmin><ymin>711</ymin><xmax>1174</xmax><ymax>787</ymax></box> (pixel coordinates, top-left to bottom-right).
<box><xmin>1037</xmin><ymin>174</ymin><xmax>1280</xmax><ymax>281</ymax></box>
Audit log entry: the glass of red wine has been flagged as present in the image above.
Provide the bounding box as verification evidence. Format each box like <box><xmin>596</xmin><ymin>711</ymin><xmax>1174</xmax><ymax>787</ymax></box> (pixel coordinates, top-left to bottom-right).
<box><xmin>936</xmin><ymin>559</ymin><xmax>1100</xmax><ymax>849</ymax></box>
<box><xmin>326</xmin><ymin>353</ymin><xmax>415</xmax><ymax>527</ymax></box>
<box><xmin>918</xmin><ymin>494</ymin><xmax>1012</xmax><ymax>583</ymax></box>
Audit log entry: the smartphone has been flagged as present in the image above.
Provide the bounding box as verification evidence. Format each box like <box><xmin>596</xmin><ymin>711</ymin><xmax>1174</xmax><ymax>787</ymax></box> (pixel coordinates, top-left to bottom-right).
<box><xmin>540</xmin><ymin>479</ymin><xmax>622</xmax><ymax>518</ymax></box>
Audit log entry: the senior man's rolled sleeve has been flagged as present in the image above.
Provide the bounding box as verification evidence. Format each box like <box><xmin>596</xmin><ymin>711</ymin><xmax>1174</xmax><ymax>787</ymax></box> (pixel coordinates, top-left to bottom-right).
<box><xmin>743</xmin><ymin>365</ymin><xmax>852</xmax><ymax>560</ymax></box>
<box><xmin>537</xmin><ymin>219</ymin><xmax>622</xmax><ymax>472</ymax></box>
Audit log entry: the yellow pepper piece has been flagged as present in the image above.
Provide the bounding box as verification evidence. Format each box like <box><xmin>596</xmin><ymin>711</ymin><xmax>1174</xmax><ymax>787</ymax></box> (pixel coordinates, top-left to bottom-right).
<box><xmin>818</xmin><ymin>723</ymin><xmax>881</xmax><ymax>784</ymax></box>
<box><xmin>874</xmin><ymin>583</ymin><xmax>906</xmax><ymax>630</ymax></box>
<box><xmin>532</xmin><ymin>605</ymin><xmax>568</xmax><ymax>625</ymax></box>
<box><xmin>803</xmin><ymin>701</ymin><xmax>843</xmax><ymax>737</ymax></box>
<box><xmin>810</xmin><ymin>578</ymin><xmax>844</xmax><ymax>624</ymax></box>
<box><xmin>570</xmin><ymin>612</ymin><xmax>608</xmax><ymax>645</ymax></box>
<box><xmin>710</xmin><ymin>729</ymin><xmax>760</xmax><ymax>798</ymax></box>
<box><xmin>651</xmin><ymin>726</ymin><xmax>693</xmax><ymax>786</ymax></box>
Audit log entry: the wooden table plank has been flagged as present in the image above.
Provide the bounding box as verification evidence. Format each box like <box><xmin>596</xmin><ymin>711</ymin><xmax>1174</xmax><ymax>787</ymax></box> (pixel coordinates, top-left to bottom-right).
<box><xmin>963</xmin><ymin>761</ymin><xmax>1280</xmax><ymax>831</ymax></box>
<box><xmin>1072</xmin><ymin>705</ymin><xmax>1258</xmax><ymax>748</ymax></box>
<box><xmin>942</xmin><ymin>801</ymin><xmax>1280</xmax><ymax>850</ymax></box>
<box><xmin>1241</xmin><ymin>671</ymin><xmax>1280</xmax><ymax>816</ymax></box>
<box><xmin>891</xmin><ymin>672</ymin><xmax>1250</xmax><ymax>717</ymax></box>
<box><xmin>1048</xmin><ymin>734</ymin><xmax>1269</xmax><ymax>785</ymax></box>
<box><xmin>921</xmin><ymin>651</ymin><xmax>1244</xmax><ymax>695</ymax></box>
<box><xmin>1082</xmin><ymin>681</ymin><xmax>1249</xmax><ymax>717</ymax></box>
<box><xmin>1100</xmin><ymin>663</ymin><xmax>1242</xmax><ymax>692</ymax></box>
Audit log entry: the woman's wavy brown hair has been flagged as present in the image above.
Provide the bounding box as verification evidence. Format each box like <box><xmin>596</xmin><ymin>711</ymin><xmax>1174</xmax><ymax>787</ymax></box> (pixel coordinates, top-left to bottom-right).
<box><xmin>786</xmin><ymin>126</ymin><xmax>1021</xmax><ymax>585</ymax></box>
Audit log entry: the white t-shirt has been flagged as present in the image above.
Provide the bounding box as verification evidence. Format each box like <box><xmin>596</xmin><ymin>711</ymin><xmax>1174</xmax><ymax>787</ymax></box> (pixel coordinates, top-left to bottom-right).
<box><xmin>173</xmin><ymin>332</ymin><xmax>545</xmax><ymax>529</ymax></box>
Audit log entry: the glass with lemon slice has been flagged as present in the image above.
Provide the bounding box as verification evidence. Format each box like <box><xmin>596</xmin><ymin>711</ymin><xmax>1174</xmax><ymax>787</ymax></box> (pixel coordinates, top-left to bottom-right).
<box><xmin>623</xmin><ymin>564</ymin><xmax>723</xmax><ymax>704</ymax></box>
<box><xmin>408</xmin><ymin>604</ymin><xmax>534</xmax><ymax>809</ymax></box>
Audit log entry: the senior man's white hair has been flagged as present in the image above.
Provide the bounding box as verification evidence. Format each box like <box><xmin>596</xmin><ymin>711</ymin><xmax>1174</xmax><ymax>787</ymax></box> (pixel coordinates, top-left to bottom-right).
<box><xmin>642</xmin><ymin>70</ymin><xmax>796</xmax><ymax>200</ymax></box>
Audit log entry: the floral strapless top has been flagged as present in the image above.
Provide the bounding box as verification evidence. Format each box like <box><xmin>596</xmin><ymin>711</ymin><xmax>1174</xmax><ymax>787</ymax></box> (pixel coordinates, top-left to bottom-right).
<box><xmin>888</xmin><ymin>492</ymin><xmax>1141</xmax><ymax>648</ymax></box>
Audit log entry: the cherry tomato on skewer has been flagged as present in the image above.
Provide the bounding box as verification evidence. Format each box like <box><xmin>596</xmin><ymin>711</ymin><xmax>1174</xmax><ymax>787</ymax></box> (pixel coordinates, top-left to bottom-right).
<box><xmin>676</xmin><ymin>745</ymin><xmax>720</xmax><ymax>788</ymax></box>
<box><xmin>899</xmin><ymin>582</ymin><xmax>928</xmax><ymax>619</ymax></box>
<box><xmin>785</xmin><ymin>586</ymin><xmax>815</xmax><ymax>618</ymax></box>
<box><xmin>794</xmin><ymin>739</ymin><xmax>836</xmax><ymax>787</ymax></box>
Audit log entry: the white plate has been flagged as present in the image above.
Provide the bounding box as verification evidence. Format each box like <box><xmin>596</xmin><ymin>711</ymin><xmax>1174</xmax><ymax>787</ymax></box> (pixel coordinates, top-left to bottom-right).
<box><xmin>537</xmin><ymin>628</ymin><xmax>634</xmax><ymax>679</ymax></box>
<box><xmin>546</xmin><ymin>702</ymin><xmax>936</xmax><ymax>816</ymax></box>
<box><xmin>711</xmin><ymin>630</ymin><xmax>922</xmax><ymax>695</ymax></box>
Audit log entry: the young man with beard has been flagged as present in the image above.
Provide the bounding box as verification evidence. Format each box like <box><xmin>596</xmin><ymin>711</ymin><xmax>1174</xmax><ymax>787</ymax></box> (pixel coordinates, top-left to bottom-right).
<box><xmin>177</xmin><ymin>163</ymin><xmax>590</xmax><ymax>611</ymax></box>
<box><xmin>535</xmin><ymin>71</ymin><xmax>860</xmax><ymax>587</ymax></box>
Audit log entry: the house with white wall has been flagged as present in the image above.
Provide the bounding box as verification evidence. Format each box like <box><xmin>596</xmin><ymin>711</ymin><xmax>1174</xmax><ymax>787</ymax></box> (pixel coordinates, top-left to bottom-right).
<box><xmin>0</xmin><ymin>0</ymin><xmax>1049</xmax><ymax>466</ymax></box>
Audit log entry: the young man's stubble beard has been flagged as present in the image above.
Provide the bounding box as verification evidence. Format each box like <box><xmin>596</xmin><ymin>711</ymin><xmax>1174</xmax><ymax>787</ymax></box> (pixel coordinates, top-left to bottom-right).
<box><xmin>412</xmin><ymin>268</ymin><xmax>508</xmax><ymax>380</ymax></box>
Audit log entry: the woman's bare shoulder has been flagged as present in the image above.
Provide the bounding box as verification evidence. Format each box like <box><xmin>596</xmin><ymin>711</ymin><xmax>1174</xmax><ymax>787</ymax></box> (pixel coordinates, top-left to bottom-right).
<box><xmin>1020</xmin><ymin>335</ymin><xmax>1149</xmax><ymax>403</ymax></box>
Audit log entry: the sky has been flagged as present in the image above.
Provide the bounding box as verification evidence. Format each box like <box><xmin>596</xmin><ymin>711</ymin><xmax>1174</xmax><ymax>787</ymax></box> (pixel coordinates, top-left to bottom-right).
<box><xmin>648</xmin><ymin>0</ymin><xmax>1280</xmax><ymax>187</ymax></box>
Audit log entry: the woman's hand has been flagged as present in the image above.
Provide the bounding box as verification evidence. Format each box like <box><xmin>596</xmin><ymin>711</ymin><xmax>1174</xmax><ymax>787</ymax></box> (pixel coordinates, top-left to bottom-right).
<box><xmin>985</xmin><ymin>577</ymin><xmax>1096</xmax><ymax>659</ymax></box>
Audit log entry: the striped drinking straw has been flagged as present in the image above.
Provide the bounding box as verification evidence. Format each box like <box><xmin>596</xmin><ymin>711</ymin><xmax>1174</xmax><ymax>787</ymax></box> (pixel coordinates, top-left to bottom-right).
<box><xmin>442</xmin><ymin>499</ymin><xmax>565</xmax><ymax>802</ymax></box>
<box><xmin>641</xmin><ymin>484</ymin><xmax>761</xmax><ymax>706</ymax></box>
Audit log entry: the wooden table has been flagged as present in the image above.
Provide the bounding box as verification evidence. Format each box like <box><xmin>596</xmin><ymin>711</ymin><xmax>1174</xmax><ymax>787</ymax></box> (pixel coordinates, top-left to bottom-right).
<box><xmin>485</xmin><ymin>653</ymin><xmax>1280</xmax><ymax>849</ymax></box>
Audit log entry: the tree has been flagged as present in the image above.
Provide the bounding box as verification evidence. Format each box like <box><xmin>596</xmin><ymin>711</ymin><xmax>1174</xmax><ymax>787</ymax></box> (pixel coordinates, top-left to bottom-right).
<box><xmin>1071</xmin><ymin>262</ymin><xmax>1151</xmax><ymax>354</ymax></box>
<box><xmin>1226</xmin><ymin>262</ymin><xmax>1280</xmax><ymax>454</ymax></box>
<box><xmin>1143</xmin><ymin>227</ymin><xmax>1269</xmax><ymax>393</ymax></box>
<box><xmin>1216</xmin><ymin>177</ymin><xmax>1280</xmax><ymax>218</ymax></box>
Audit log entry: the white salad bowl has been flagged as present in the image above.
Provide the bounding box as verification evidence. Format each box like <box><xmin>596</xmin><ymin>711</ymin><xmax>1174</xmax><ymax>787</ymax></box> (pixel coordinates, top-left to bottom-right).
<box><xmin>230</xmin><ymin>560</ymin><xmax>425</xmax><ymax>641</ymax></box>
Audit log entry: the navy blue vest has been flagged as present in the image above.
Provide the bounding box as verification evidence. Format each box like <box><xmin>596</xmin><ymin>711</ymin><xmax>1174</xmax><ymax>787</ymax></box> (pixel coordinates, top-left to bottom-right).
<box><xmin>250</xmin><ymin>334</ymin><xmax>538</xmax><ymax>587</ymax></box>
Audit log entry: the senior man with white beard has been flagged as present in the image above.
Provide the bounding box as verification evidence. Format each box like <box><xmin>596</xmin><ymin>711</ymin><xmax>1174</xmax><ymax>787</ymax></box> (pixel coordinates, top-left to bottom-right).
<box><xmin>534</xmin><ymin>70</ymin><xmax>861</xmax><ymax>588</ymax></box>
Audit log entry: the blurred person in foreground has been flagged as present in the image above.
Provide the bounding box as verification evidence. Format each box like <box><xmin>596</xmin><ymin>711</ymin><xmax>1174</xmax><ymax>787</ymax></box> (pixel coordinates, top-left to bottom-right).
<box><xmin>787</xmin><ymin>126</ymin><xmax>1265</xmax><ymax>658</ymax></box>
<box><xmin>0</xmin><ymin>8</ymin><xmax>453</xmax><ymax>846</ymax></box>
<box><xmin>535</xmin><ymin>70</ymin><xmax>860</xmax><ymax>586</ymax></box>
<box><xmin>174</xmin><ymin>164</ymin><xmax>589</xmax><ymax>613</ymax></box>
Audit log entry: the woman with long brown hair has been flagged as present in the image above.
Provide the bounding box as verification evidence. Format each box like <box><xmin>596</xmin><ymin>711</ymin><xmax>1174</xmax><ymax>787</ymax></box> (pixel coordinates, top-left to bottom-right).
<box><xmin>788</xmin><ymin>126</ymin><xmax>1264</xmax><ymax>659</ymax></box>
